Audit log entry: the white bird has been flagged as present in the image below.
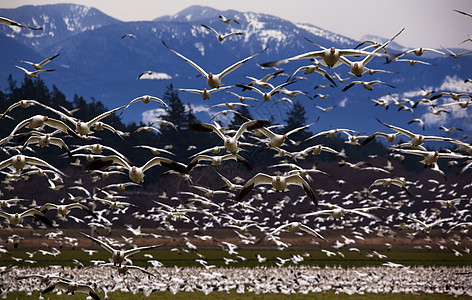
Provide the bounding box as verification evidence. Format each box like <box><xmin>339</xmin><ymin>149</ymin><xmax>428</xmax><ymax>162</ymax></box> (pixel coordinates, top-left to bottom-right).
<box><xmin>39</xmin><ymin>203</ymin><xmax>97</xmax><ymax>219</ymax></box>
<box><xmin>80</xmin><ymin>232</ymin><xmax>167</xmax><ymax>266</ymax></box>
<box><xmin>255</xmin><ymin>121</ymin><xmax>317</xmax><ymax>148</ymax></box>
<box><xmin>391</xmin><ymin>149</ymin><xmax>469</xmax><ymax>166</ymax></box>
<box><xmin>369</xmin><ymin>177</ymin><xmax>412</xmax><ymax>197</ymax></box>
<box><xmin>376</xmin><ymin>118</ymin><xmax>452</xmax><ymax>149</ymax></box>
<box><xmin>287</xmin><ymin>65</ymin><xmax>336</xmax><ymax>85</ymax></box>
<box><xmin>219</xmin><ymin>15</ymin><xmax>240</xmax><ymax>24</ymax></box>
<box><xmin>15</xmin><ymin>65</ymin><xmax>54</xmax><ymax>78</ymax></box>
<box><xmin>0</xmin><ymin>154</ymin><xmax>64</xmax><ymax>176</ymax></box>
<box><xmin>342</xmin><ymin>80</ymin><xmax>395</xmax><ymax>91</ymax></box>
<box><xmin>188</xmin><ymin>119</ymin><xmax>270</xmax><ymax>153</ymax></box>
<box><xmin>245</xmin><ymin>70</ymin><xmax>283</xmax><ymax>89</ymax></box>
<box><xmin>163</xmin><ymin>40</ymin><xmax>266</xmax><ymax>88</ymax></box>
<box><xmin>439</xmin><ymin>126</ymin><xmax>463</xmax><ymax>133</ymax></box>
<box><xmin>42</xmin><ymin>280</ymin><xmax>100</xmax><ymax>300</ymax></box>
<box><xmin>262</xmin><ymin>222</ymin><xmax>327</xmax><ymax>242</ymax></box>
<box><xmin>0</xmin><ymin>16</ymin><xmax>42</xmax><ymax>30</ymax></box>
<box><xmin>17</xmin><ymin>53</ymin><xmax>60</xmax><ymax>70</ymax></box>
<box><xmin>201</xmin><ymin>24</ymin><xmax>244</xmax><ymax>42</ymax></box>
<box><xmin>300</xmin><ymin>204</ymin><xmax>382</xmax><ymax>220</ymax></box>
<box><xmin>120</xmin><ymin>95</ymin><xmax>168</xmax><ymax>116</ymax></box>
<box><xmin>315</xmin><ymin>104</ymin><xmax>337</xmax><ymax>113</ymax></box>
<box><xmin>86</xmin><ymin>154</ymin><xmax>188</xmax><ymax>183</ymax></box>
<box><xmin>0</xmin><ymin>208</ymin><xmax>52</xmax><ymax>227</ymax></box>
<box><xmin>212</xmin><ymin>101</ymin><xmax>251</xmax><ymax>110</ymax></box>
<box><xmin>226</xmin><ymin>91</ymin><xmax>259</xmax><ymax>103</ymax></box>
<box><xmin>236</xmin><ymin>81</ymin><xmax>294</xmax><ymax>102</ymax></box>
<box><xmin>121</xmin><ymin>33</ymin><xmax>137</xmax><ymax>39</ymax></box>
<box><xmin>407</xmin><ymin>217</ymin><xmax>454</xmax><ymax>232</ymax></box>
<box><xmin>235</xmin><ymin>173</ymin><xmax>317</xmax><ymax>204</ymax></box>
<box><xmin>174</xmin><ymin>86</ymin><xmax>231</xmax><ymax>100</ymax></box>
<box><xmin>261</xmin><ymin>37</ymin><xmax>388</xmax><ymax>68</ymax></box>
<box><xmin>186</xmin><ymin>153</ymin><xmax>252</xmax><ymax>171</ymax></box>
<box><xmin>339</xmin><ymin>28</ymin><xmax>404</xmax><ymax>76</ymax></box>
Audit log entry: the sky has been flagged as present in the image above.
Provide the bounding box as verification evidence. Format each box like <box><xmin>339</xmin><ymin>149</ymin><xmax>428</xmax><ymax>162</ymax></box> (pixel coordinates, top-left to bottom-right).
<box><xmin>2</xmin><ymin>0</ymin><xmax>472</xmax><ymax>50</ymax></box>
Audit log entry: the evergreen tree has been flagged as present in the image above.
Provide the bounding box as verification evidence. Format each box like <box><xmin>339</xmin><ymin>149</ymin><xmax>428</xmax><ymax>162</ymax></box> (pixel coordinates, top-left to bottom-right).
<box><xmin>283</xmin><ymin>100</ymin><xmax>311</xmax><ymax>140</ymax></box>
<box><xmin>184</xmin><ymin>104</ymin><xmax>198</xmax><ymax>127</ymax></box>
<box><xmin>161</xmin><ymin>84</ymin><xmax>186</xmax><ymax>131</ymax></box>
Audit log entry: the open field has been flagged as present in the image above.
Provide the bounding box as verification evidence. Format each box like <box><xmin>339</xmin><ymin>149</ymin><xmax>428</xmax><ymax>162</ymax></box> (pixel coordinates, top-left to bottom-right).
<box><xmin>5</xmin><ymin>291</ymin><xmax>472</xmax><ymax>300</ymax></box>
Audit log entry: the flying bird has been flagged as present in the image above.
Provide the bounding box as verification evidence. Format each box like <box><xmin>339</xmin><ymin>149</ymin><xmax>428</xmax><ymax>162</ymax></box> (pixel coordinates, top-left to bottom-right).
<box><xmin>235</xmin><ymin>173</ymin><xmax>317</xmax><ymax>205</ymax></box>
<box><xmin>0</xmin><ymin>16</ymin><xmax>42</xmax><ymax>30</ymax></box>
<box><xmin>201</xmin><ymin>24</ymin><xmax>244</xmax><ymax>42</ymax></box>
<box><xmin>17</xmin><ymin>53</ymin><xmax>60</xmax><ymax>70</ymax></box>
<box><xmin>163</xmin><ymin>40</ymin><xmax>266</xmax><ymax>88</ymax></box>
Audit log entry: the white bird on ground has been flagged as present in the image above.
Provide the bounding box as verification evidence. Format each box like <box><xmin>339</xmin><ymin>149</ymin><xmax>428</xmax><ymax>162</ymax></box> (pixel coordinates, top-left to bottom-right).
<box><xmin>0</xmin><ymin>16</ymin><xmax>42</xmax><ymax>30</ymax></box>
<box><xmin>17</xmin><ymin>53</ymin><xmax>60</xmax><ymax>70</ymax></box>
<box><xmin>235</xmin><ymin>173</ymin><xmax>317</xmax><ymax>205</ymax></box>
<box><xmin>201</xmin><ymin>24</ymin><xmax>244</xmax><ymax>42</ymax></box>
<box><xmin>80</xmin><ymin>232</ymin><xmax>167</xmax><ymax>266</ymax></box>
<box><xmin>163</xmin><ymin>40</ymin><xmax>266</xmax><ymax>88</ymax></box>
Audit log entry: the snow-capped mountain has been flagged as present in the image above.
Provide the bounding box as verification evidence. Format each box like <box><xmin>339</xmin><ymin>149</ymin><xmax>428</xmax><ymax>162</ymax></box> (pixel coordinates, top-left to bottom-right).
<box><xmin>1</xmin><ymin>4</ymin><xmax>471</xmax><ymax>136</ymax></box>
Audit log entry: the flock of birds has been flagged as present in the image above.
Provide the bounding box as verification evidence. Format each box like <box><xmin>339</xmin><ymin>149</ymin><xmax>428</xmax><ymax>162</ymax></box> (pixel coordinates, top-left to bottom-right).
<box><xmin>0</xmin><ymin>8</ymin><xmax>472</xmax><ymax>299</ymax></box>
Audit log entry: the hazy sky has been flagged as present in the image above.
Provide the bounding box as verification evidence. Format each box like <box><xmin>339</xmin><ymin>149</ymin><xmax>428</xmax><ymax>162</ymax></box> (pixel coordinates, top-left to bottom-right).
<box><xmin>2</xmin><ymin>0</ymin><xmax>472</xmax><ymax>49</ymax></box>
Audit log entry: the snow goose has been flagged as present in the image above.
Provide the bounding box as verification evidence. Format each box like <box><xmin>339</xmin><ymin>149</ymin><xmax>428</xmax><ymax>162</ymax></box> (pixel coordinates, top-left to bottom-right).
<box><xmin>391</xmin><ymin>149</ymin><xmax>469</xmax><ymax>166</ymax></box>
<box><xmin>119</xmin><ymin>95</ymin><xmax>168</xmax><ymax>116</ymax></box>
<box><xmin>80</xmin><ymin>232</ymin><xmax>167</xmax><ymax>266</ymax></box>
<box><xmin>245</xmin><ymin>70</ymin><xmax>284</xmax><ymax>89</ymax></box>
<box><xmin>163</xmin><ymin>40</ymin><xmax>266</xmax><ymax>88</ymax></box>
<box><xmin>201</xmin><ymin>24</ymin><xmax>244</xmax><ymax>42</ymax></box>
<box><xmin>174</xmin><ymin>86</ymin><xmax>232</xmax><ymax>100</ymax></box>
<box><xmin>369</xmin><ymin>177</ymin><xmax>412</xmax><ymax>197</ymax></box>
<box><xmin>0</xmin><ymin>154</ymin><xmax>64</xmax><ymax>176</ymax></box>
<box><xmin>342</xmin><ymin>80</ymin><xmax>395</xmax><ymax>91</ymax></box>
<box><xmin>226</xmin><ymin>91</ymin><xmax>259</xmax><ymax>103</ymax></box>
<box><xmin>219</xmin><ymin>15</ymin><xmax>240</xmax><ymax>24</ymax></box>
<box><xmin>15</xmin><ymin>65</ymin><xmax>54</xmax><ymax>78</ymax></box>
<box><xmin>235</xmin><ymin>173</ymin><xmax>317</xmax><ymax>205</ymax></box>
<box><xmin>17</xmin><ymin>53</ymin><xmax>60</xmax><ymax>70</ymax></box>
<box><xmin>0</xmin><ymin>208</ymin><xmax>52</xmax><ymax>227</ymax></box>
<box><xmin>42</xmin><ymin>280</ymin><xmax>100</xmax><ymax>300</ymax></box>
<box><xmin>255</xmin><ymin>121</ymin><xmax>317</xmax><ymax>149</ymax></box>
<box><xmin>0</xmin><ymin>16</ymin><xmax>42</xmax><ymax>30</ymax></box>
<box><xmin>86</xmin><ymin>154</ymin><xmax>188</xmax><ymax>183</ymax></box>
<box><xmin>299</xmin><ymin>204</ymin><xmax>382</xmax><ymax>220</ymax></box>
<box><xmin>287</xmin><ymin>65</ymin><xmax>336</xmax><ymax>85</ymax></box>
<box><xmin>235</xmin><ymin>81</ymin><xmax>294</xmax><ymax>102</ymax></box>
<box><xmin>39</xmin><ymin>203</ymin><xmax>97</xmax><ymax>219</ymax></box>
<box><xmin>188</xmin><ymin>119</ymin><xmax>270</xmax><ymax>153</ymax></box>
<box><xmin>186</xmin><ymin>153</ymin><xmax>252</xmax><ymax>172</ymax></box>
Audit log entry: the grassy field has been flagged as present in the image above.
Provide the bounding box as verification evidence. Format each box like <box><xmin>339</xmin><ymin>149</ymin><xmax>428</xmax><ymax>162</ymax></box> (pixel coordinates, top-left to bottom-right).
<box><xmin>5</xmin><ymin>291</ymin><xmax>471</xmax><ymax>300</ymax></box>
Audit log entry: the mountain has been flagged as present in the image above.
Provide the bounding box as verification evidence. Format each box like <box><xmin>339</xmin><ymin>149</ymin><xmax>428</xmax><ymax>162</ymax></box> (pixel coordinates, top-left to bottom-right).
<box><xmin>1</xmin><ymin>4</ymin><xmax>471</xmax><ymax>137</ymax></box>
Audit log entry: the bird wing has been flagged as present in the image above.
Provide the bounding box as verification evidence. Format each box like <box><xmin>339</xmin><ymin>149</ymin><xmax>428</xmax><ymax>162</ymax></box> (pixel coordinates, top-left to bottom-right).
<box><xmin>24</xmin><ymin>156</ymin><xmax>65</xmax><ymax>176</ymax></box>
<box><xmin>376</xmin><ymin>118</ymin><xmax>414</xmax><ymax>138</ymax></box>
<box><xmin>38</xmin><ymin>53</ymin><xmax>60</xmax><ymax>67</ymax></box>
<box><xmin>123</xmin><ymin>242</ymin><xmax>168</xmax><ymax>257</ymax></box>
<box><xmin>80</xmin><ymin>232</ymin><xmax>115</xmax><ymax>253</ymax></box>
<box><xmin>217</xmin><ymin>47</ymin><xmax>267</xmax><ymax>79</ymax></box>
<box><xmin>162</xmin><ymin>40</ymin><xmax>208</xmax><ymax>77</ymax></box>
<box><xmin>188</xmin><ymin>122</ymin><xmax>226</xmax><ymax>141</ymax></box>
<box><xmin>342</xmin><ymin>81</ymin><xmax>358</xmax><ymax>92</ymax></box>
<box><xmin>86</xmin><ymin>155</ymin><xmax>131</xmax><ymax>171</ymax></box>
<box><xmin>86</xmin><ymin>105</ymin><xmax>124</xmax><ymax>127</ymax></box>
<box><xmin>286</xmin><ymin>174</ymin><xmax>317</xmax><ymax>205</ymax></box>
<box><xmin>299</xmin><ymin>224</ymin><xmax>328</xmax><ymax>242</ymax></box>
<box><xmin>224</xmin><ymin>153</ymin><xmax>253</xmax><ymax>170</ymax></box>
<box><xmin>235</xmin><ymin>173</ymin><xmax>272</xmax><ymax>201</ymax></box>
<box><xmin>201</xmin><ymin>24</ymin><xmax>219</xmax><ymax>36</ymax></box>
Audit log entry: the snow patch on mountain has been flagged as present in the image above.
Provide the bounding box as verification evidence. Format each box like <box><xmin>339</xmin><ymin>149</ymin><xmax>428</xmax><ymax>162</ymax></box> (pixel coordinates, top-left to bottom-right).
<box><xmin>296</xmin><ymin>23</ymin><xmax>352</xmax><ymax>45</ymax></box>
